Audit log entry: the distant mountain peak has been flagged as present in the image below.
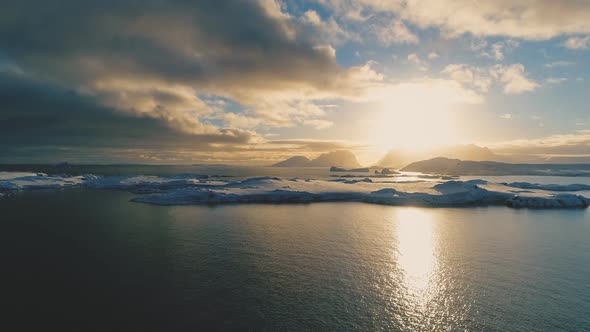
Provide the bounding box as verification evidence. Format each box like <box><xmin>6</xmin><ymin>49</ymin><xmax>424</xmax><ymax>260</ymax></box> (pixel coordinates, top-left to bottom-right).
<box><xmin>273</xmin><ymin>150</ymin><xmax>361</xmax><ymax>168</ymax></box>
<box><xmin>377</xmin><ymin>144</ymin><xmax>499</xmax><ymax>168</ymax></box>
<box><xmin>272</xmin><ymin>156</ymin><xmax>311</xmax><ymax>167</ymax></box>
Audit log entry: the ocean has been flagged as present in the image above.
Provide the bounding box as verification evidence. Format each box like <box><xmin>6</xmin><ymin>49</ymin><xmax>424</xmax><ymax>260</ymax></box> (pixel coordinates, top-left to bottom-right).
<box><xmin>1</xmin><ymin>165</ymin><xmax>590</xmax><ymax>330</ymax></box>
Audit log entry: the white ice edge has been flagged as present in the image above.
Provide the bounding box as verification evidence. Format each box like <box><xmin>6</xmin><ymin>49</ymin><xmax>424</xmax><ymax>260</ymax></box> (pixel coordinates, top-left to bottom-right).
<box><xmin>0</xmin><ymin>173</ymin><xmax>589</xmax><ymax>209</ymax></box>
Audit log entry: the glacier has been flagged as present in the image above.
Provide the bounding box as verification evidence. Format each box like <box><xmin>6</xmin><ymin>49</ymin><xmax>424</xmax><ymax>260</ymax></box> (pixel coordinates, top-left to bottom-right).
<box><xmin>0</xmin><ymin>172</ymin><xmax>589</xmax><ymax>209</ymax></box>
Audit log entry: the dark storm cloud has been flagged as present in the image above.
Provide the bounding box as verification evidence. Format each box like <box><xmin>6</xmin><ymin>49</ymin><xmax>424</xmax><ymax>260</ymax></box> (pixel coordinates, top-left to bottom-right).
<box><xmin>0</xmin><ymin>0</ymin><xmax>340</xmax><ymax>89</ymax></box>
<box><xmin>0</xmin><ymin>0</ymin><xmax>356</xmax><ymax>162</ymax></box>
<box><xmin>0</xmin><ymin>69</ymin><xmax>354</xmax><ymax>164</ymax></box>
<box><xmin>0</xmin><ymin>71</ymin><xmax>253</xmax><ymax>160</ymax></box>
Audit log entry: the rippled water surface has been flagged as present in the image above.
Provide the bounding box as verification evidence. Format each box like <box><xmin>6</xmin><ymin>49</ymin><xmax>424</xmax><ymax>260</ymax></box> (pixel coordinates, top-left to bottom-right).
<box><xmin>3</xmin><ymin>190</ymin><xmax>590</xmax><ymax>331</ymax></box>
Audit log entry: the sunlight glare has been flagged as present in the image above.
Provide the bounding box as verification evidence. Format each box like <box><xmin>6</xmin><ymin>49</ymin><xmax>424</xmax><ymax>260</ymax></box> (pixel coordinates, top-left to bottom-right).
<box><xmin>370</xmin><ymin>82</ymin><xmax>464</xmax><ymax>152</ymax></box>
<box><xmin>394</xmin><ymin>208</ymin><xmax>438</xmax><ymax>306</ymax></box>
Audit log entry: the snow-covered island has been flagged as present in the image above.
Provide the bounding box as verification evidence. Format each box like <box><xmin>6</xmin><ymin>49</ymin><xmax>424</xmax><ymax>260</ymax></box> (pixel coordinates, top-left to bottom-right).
<box><xmin>403</xmin><ymin>157</ymin><xmax>590</xmax><ymax>176</ymax></box>
<box><xmin>1</xmin><ymin>171</ymin><xmax>589</xmax><ymax>209</ymax></box>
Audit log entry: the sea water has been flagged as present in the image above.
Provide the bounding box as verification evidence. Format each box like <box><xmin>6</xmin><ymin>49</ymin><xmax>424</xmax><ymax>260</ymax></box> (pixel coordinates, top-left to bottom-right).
<box><xmin>2</xmin><ymin>186</ymin><xmax>589</xmax><ymax>331</ymax></box>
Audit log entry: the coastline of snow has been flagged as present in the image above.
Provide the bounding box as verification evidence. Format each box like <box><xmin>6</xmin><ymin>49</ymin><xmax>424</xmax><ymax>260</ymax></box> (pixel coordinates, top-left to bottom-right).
<box><xmin>402</xmin><ymin>158</ymin><xmax>590</xmax><ymax>177</ymax></box>
<box><xmin>504</xmin><ymin>182</ymin><xmax>590</xmax><ymax>192</ymax></box>
<box><xmin>1</xmin><ymin>172</ymin><xmax>589</xmax><ymax>209</ymax></box>
<box><xmin>506</xmin><ymin>194</ymin><xmax>589</xmax><ymax>209</ymax></box>
<box><xmin>0</xmin><ymin>172</ymin><xmax>90</xmax><ymax>190</ymax></box>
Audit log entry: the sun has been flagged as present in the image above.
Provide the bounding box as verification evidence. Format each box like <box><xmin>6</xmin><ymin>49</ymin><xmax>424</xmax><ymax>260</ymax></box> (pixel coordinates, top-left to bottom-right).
<box><xmin>368</xmin><ymin>82</ymin><xmax>465</xmax><ymax>153</ymax></box>
<box><xmin>372</xmin><ymin>105</ymin><xmax>457</xmax><ymax>152</ymax></box>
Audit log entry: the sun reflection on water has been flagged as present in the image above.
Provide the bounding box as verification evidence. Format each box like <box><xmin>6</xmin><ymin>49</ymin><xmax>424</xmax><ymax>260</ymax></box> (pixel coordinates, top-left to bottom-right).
<box><xmin>393</xmin><ymin>208</ymin><xmax>440</xmax><ymax>326</ymax></box>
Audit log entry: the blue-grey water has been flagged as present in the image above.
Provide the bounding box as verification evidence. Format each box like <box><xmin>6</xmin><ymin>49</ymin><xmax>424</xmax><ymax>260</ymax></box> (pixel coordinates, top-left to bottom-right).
<box><xmin>2</xmin><ymin>186</ymin><xmax>590</xmax><ymax>331</ymax></box>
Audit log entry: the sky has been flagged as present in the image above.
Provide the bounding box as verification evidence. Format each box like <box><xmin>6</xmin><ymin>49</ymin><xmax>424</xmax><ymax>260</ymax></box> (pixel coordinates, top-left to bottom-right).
<box><xmin>1</xmin><ymin>0</ymin><xmax>589</xmax><ymax>165</ymax></box>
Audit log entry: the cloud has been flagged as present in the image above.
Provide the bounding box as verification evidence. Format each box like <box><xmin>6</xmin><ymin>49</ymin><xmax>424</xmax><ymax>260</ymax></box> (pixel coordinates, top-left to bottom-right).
<box><xmin>0</xmin><ymin>0</ymin><xmax>397</xmax><ymax>163</ymax></box>
<box><xmin>301</xmin><ymin>9</ymin><xmax>353</xmax><ymax>44</ymax></box>
<box><xmin>319</xmin><ymin>0</ymin><xmax>590</xmax><ymax>39</ymax></box>
<box><xmin>267</xmin><ymin>139</ymin><xmax>353</xmax><ymax>151</ymax></box>
<box><xmin>442</xmin><ymin>63</ymin><xmax>538</xmax><ymax>95</ymax></box>
<box><xmin>221</xmin><ymin>113</ymin><xmax>264</xmax><ymax>130</ymax></box>
<box><xmin>0</xmin><ymin>69</ymin><xmax>359</xmax><ymax>164</ymax></box>
<box><xmin>479</xmin><ymin>40</ymin><xmax>519</xmax><ymax>61</ymax></box>
<box><xmin>405</xmin><ymin>53</ymin><xmax>430</xmax><ymax>72</ymax></box>
<box><xmin>0</xmin><ymin>70</ymin><xmax>261</xmax><ymax>162</ymax></box>
<box><xmin>490</xmin><ymin>43</ymin><xmax>506</xmax><ymax>61</ymax></box>
<box><xmin>563</xmin><ymin>36</ymin><xmax>590</xmax><ymax>49</ymax></box>
<box><xmin>407</xmin><ymin>53</ymin><xmax>422</xmax><ymax>65</ymax></box>
<box><xmin>2</xmin><ymin>0</ymin><xmax>586</xmax><ymax>164</ymax></box>
<box><xmin>544</xmin><ymin>61</ymin><xmax>575</xmax><ymax>68</ymax></box>
<box><xmin>303</xmin><ymin>9</ymin><xmax>323</xmax><ymax>25</ymax></box>
<box><xmin>491</xmin><ymin>130</ymin><xmax>590</xmax><ymax>157</ymax></box>
<box><xmin>375</xmin><ymin>20</ymin><xmax>419</xmax><ymax>45</ymax></box>
<box><xmin>470</xmin><ymin>38</ymin><xmax>488</xmax><ymax>51</ymax></box>
<box><xmin>490</xmin><ymin>64</ymin><xmax>539</xmax><ymax>94</ymax></box>
<box><xmin>442</xmin><ymin>64</ymin><xmax>476</xmax><ymax>86</ymax></box>
<box><xmin>0</xmin><ymin>0</ymin><xmax>384</xmax><ymax>140</ymax></box>
<box><xmin>303</xmin><ymin>119</ymin><xmax>334</xmax><ymax>130</ymax></box>
<box><xmin>441</xmin><ymin>64</ymin><xmax>491</xmax><ymax>92</ymax></box>
<box><xmin>500</xmin><ymin>113</ymin><xmax>512</xmax><ymax>119</ymax></box>
<box><xmin>545</xmin><ymin>77</ymin><xmax>568</xmax><ymax>85</ymax></box>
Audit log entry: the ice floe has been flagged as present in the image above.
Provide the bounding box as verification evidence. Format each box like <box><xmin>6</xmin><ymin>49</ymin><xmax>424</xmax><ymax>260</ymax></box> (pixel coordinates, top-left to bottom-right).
<box><xmin>84</xmin><ymin>174</ymin><xmax>216</xmax><ymax>193</ymax></box>
<box><xmin>506</xmin><ymin>194</ymin><xmax>589</xmax><ymax>209</ymax></box>
<box><xmin>503</xmin><ymin>182</ymin><xmax>590</xmax><ymax>192</ymax></box>
<box><xmin>130</xmin><ymin>177</ymin><xmax>588</xmax><ymax>209</ymax></box>
<box><xmin>0</xmin><ymin>172</ymin><xmax>88</xmax><ymax>190</ymax></box>
<box><xmin>0</xmin><ymin>172</ymin><xmax>589</xmax><ymax>209</ymax></box>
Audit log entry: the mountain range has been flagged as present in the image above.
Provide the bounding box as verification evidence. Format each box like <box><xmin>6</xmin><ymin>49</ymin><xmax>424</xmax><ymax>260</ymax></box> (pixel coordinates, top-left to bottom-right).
<box><xmin>272</xmin><ymin>150</ymin><xmax>361</xmax><ymax>168</ymax></box>
<box><xmin>273</xmin><ymin>144</ymin><xmax>590</xmax><ymax>169</ymax></box>
<box><xmin>377</xmin><ymin>144</ymin><xmax>499</xmax><ymax>167</ymax></box>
